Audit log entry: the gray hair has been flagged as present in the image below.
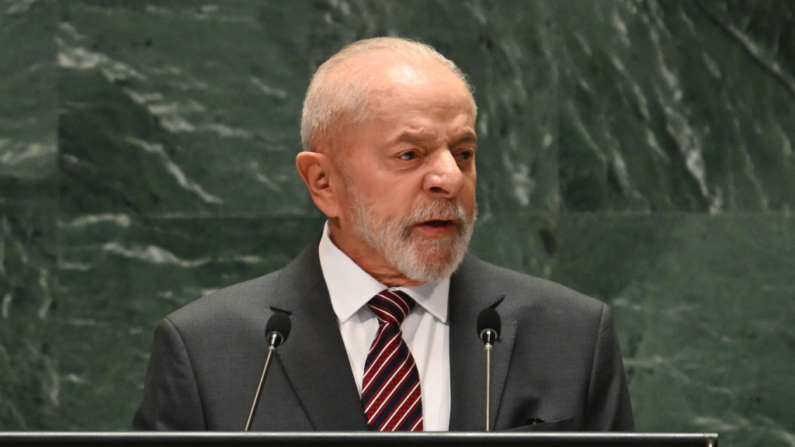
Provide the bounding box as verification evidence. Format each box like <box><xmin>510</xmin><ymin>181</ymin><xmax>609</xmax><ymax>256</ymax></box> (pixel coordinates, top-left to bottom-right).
<box><xmin>300</xmin><ymin>37</ymin><xmax>476</xmax><ymax>153</ymax></box>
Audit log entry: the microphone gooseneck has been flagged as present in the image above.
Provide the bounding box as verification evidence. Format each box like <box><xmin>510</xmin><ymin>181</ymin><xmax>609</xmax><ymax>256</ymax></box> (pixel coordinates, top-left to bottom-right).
<box><xmin>244</xmin><ymin>312</ymin><xmax>291</xmax><ymax>431</ymax></box>
<box><xmin>476</xmin><ymin>307</ymin><xmax>501</xmax><ymax>432</ymax></box>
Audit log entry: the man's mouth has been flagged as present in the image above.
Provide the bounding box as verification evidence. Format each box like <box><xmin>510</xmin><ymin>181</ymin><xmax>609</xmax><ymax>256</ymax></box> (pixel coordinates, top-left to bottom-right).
<box><xmin>413</xmin><ymin>219</ymin><xmax>463</xmax><ymax>237</ymax></box>
<box><xmin>421</xmin><ymin>219</ymin><xmax>454</xmax><ymax>228</ymax></box>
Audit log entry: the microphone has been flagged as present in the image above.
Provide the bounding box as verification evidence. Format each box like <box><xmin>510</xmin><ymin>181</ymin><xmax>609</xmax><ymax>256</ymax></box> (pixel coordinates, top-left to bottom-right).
<box><xmin>478</xmin><ymin>307</ymin><xmax>501</xmax><ymax>345</ymax></box>
<box><xmin>265</xmin><ymin>312</ymin><xmax>291</xmax><ymax>348</ymax></box>
<box><xmin>477</xmin><ymin>307</ymin><xmax>501</xmax><ymax>431</ymax></box>
<box><xmin>244</xmin><ymin>312</ymin><xmax>291</xmax><ymax>431</ymax></box>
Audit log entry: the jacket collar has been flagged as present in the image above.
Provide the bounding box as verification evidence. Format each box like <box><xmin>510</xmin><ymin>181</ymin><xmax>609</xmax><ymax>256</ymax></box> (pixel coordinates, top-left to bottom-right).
<box><xmin>448</xmin><ymin>253</ymin><xmax>518</xmax><ymax>431</ymax></box>
<box><xmin>269</xmin><ymin>238</ymin><xmax>369</xmax><ymax>430</ymax></box>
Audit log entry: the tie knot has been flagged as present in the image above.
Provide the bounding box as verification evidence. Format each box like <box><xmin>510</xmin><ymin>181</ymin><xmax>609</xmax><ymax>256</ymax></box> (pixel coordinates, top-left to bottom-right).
<box><xmin>367</xmin><ymin>290</ymin><xmax>416</xmax><ymax>326</ymax></box>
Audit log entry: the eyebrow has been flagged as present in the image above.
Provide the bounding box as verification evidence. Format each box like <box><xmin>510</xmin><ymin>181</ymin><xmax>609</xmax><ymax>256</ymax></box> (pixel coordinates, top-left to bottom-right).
<box><xmin>392</xmin><ymin>129</ymin><xmax>478</xmax><ymax>145</ymax></box>
<box><xmin>454</xmin><ymin>131</ymin><xmax>478</xmax><ymax>145</ymax></box>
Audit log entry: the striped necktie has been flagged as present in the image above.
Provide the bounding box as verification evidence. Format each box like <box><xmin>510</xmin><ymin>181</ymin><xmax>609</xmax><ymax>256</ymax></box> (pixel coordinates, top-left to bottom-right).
<box><xmin>361</xmin><ymin>290</ymin><xmax>423</xmax><ymax>431</ymax></box>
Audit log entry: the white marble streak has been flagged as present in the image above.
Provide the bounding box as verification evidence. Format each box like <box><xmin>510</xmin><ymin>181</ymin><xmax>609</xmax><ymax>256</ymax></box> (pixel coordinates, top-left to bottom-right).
<box><xmin>698</xmin><ymin>2</ymin><xmax>795</xmax><ymax>99</ymax></box>
<box><xmin>97</xmin><ymin>241</ymin><xmax>265</xmax><ymax>268</ymax></box>
<box><xmin>61</xmin><ymin>214</ymin><xmax>132</xmax><ymax>228</ymax></box>
<box><xmin>57</xmin><ymin>41</ymin><xmax>146</xmax><ymax>83</ymax></box>
<box><xmin>101</xmin><ymin>241</ymin><xmax>211</xmax><ymax>268</ymax></box>
<box><xmin>4</xmin><ymin>0</ymin><xmax>37</xmax><ymax>14</ymax></box>
<box><xmin>125</xmin><ymin>137</ymin><xmax>223</xmax><ymax>204</ymax></box>
<box><xmin>249</xmin><ymin>76</ymin><xmax>288</xmax><ymax>99</ymax></box>
<box><xmin>1</xmin><ymin>292</ymin><xmax>11</xmax><ymax>319</ymax></box>
<box><xmin>0</xmin><ymin>142</ymin><xmax>55</xmax><ymax>164</ymax></box>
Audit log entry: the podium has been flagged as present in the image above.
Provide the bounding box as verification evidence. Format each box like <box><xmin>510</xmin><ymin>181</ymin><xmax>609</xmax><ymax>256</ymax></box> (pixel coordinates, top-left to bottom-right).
<box><xmin>0</xmin><ymin>432</ymin><xmax>718</xmax><ymax>447</ymax></box>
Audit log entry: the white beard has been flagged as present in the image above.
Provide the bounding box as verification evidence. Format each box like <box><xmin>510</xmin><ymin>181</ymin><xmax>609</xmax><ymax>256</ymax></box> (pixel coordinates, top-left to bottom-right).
<box><xmin>348</xmin><ymin>189</ymin><xmax>476</xmax><ymax>283</ymax></box>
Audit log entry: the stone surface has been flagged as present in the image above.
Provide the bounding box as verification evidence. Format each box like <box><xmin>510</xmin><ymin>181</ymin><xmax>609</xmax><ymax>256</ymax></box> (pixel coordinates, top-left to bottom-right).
<box><xmin>0</xmin><ymin>0</ymin><xmax>59</xmax><ymax>430</ymax></box>
<box><xmin>470</xmin><ymin>213</ymin><xmax>559</xmax><ymax>281</ymax></box>
<box><xmin>0</xmin><ymin>207</ymin><xmax>58</xmax><ymax>430</ymax></box>
<box><xmin>56</xmin><ymin>1</ymin><xmax>313</xmax><ymax>217</ymax></box>
<box><xmin>558</xmin><ymin>0</ymin><xmax>795</xmax><ymax>213</ymax></box>
<box><xmin>0</xmin><ymin>1</ymin><xmax>793</xmax><ymax>445</ymax></box>
<box><xmin>0</xmin><ymin>0</ymin><xmax>57</xmax><ymax>206</ymax></box>
<box><xmin>560</xmin><ymin>214</ymin><xmax>795</xmax><ymax>447</ymax></box>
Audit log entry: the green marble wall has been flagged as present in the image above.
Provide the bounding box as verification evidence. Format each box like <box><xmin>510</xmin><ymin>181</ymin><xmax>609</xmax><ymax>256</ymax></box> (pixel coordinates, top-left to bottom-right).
<box><xmin>1</xmin><ymin>0</ymin><xmax>792</xmax><ymax>445</ymax></box>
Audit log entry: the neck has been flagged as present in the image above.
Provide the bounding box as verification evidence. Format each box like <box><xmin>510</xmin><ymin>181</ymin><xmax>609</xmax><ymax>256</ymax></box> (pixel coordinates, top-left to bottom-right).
<box><xmin>328</xmin><ymin>223</ymin><xmax>424</xmax><ymax>288</ymax></box>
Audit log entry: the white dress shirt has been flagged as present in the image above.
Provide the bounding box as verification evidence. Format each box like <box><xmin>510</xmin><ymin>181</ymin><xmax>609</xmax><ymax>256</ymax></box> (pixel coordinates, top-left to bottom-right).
<box><xmin>318</xmin><ymin>223</ymin><xmax>451</xmax><ymax>431</ymax></box>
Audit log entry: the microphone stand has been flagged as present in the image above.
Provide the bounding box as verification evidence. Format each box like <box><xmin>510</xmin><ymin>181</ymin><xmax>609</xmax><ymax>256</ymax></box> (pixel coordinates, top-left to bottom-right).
<box><xmin>481</xmin><ymin>328</ymin><xmax>496</xmax><ymax>432</ymax></box>
<box><xmin>244</xmin><ymin>332</ymin><xmax>282</xmax><ymax>431</ymax></box>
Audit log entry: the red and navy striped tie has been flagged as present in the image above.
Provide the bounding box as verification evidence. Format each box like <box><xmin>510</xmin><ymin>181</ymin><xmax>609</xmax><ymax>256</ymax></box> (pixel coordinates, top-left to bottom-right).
<box><xmin>362</xmin><ymin>290</ymin><xmax>423</xmax><ymax>431</ymax></box>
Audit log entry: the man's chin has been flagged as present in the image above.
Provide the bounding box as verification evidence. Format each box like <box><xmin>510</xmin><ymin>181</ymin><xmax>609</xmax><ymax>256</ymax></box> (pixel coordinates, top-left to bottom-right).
<box><xmin>400</xmin><ymin>239</ymin><xmax>468</xmax><ymax>281</ymax></box>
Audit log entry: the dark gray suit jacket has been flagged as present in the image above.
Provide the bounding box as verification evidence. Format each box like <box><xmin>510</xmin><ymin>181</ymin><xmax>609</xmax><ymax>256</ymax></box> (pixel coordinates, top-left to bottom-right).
<box><xmin>132</xmin><ymin>241</ymin><xmax>634</xmax><ymax>431</ymax></box>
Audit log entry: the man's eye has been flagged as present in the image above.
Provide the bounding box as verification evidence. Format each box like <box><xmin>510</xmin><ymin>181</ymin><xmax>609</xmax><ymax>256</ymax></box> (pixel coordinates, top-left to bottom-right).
<box><xmin>458</xmin><ymin>150</ymin><xmax>474</xmax><ymax>160</ymax></box>
<box><xmin>399</xmin><ymin>151</ymin><xmax>417</xmax><ymax>161</ymax></box>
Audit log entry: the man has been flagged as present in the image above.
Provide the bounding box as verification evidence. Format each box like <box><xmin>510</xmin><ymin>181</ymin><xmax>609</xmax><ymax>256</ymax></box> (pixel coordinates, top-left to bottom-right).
<box><xmin>133</xmin><ymin>37</ymin><xmax>634</xmax><ymax>432</ymax></box>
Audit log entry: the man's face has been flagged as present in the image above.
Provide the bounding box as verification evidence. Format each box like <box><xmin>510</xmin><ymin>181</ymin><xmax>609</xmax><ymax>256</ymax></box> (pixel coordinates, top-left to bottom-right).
<box><xmin>328</xmin><ymin>58</ymin><xmax>477</xmax><ymax>285</ymax></box>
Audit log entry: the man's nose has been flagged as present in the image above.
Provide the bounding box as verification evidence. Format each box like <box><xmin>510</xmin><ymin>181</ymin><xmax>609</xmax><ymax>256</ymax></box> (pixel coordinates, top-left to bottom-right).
<box><xmin>423</xmin><ymin>150</ymin><xmax>464</xmax><ymax>198</ymax></box>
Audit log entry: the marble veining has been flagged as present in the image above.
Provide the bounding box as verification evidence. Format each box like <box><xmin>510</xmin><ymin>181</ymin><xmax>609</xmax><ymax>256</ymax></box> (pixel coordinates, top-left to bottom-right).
<box><xmin>1</xmin><ymin>1</ymin><xmax>793</xmax><ymax>445</ymax></box>
<box><xmin>559</xmin><ymin>0</ymin><xmax>795</xmax><ymax>212</ymax></box>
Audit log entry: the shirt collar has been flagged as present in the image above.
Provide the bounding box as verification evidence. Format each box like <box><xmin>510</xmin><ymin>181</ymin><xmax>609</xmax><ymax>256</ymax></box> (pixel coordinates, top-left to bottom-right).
<box><xmin>318</xmin><ymin>222</ymin><xmax>449</xmax><ymax>324</ymax></box>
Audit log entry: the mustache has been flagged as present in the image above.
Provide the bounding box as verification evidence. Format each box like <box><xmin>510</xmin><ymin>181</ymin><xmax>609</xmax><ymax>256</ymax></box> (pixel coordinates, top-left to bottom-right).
<box><xmin>400</xmin><ymin>199</ymin><xmax>472</xmax><ymax>237</ymax></box>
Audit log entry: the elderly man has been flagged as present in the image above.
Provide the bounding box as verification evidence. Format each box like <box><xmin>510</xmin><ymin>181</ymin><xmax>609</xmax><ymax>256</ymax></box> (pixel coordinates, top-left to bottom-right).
<box><xmin>133</xmin><ymin>37</ymin><xmax>634</xmax><ymax>432</ymax></box>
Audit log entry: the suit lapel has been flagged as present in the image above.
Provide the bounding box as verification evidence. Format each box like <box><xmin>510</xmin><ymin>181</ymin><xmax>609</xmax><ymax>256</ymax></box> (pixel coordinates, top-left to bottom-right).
<box><xmin>448</xmin><ymin>255</ymin><xmax>517</xmax><ymax>431</ymax></box>
<box><xmin>269</xmin><ymin>240</ymin><xmax>368</xmax><ymax>430</ymax></box>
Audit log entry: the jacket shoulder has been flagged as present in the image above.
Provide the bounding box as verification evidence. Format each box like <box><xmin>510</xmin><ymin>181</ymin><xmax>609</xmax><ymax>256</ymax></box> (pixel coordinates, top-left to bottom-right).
<box><xmin>457</xmin><ymin>254</ymin><xmax>607</xmax><ymax>322</ymax></box>
<box><xmin>165</xmin><ymin>269</ymin><xmax>282</xmax><ymax>332</ymax></box>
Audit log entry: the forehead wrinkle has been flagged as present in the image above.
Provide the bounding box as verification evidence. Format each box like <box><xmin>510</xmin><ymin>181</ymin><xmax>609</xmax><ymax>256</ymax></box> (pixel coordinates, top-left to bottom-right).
<box><xmin>388</xmin><ymin>125</ymin><xmax>478</xmax><ymax>146</ymax></box>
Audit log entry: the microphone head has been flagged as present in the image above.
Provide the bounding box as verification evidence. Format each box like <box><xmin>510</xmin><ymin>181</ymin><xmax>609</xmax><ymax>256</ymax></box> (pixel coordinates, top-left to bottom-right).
<box><xmin>265</xmin><ymin>312</ymin><xmax>291</xmax><ymax>347</ymax></box>
<box><xmin>477</xmin><ymin>307</ymin><xmax>501</xmax><ymax>343</ymax></box>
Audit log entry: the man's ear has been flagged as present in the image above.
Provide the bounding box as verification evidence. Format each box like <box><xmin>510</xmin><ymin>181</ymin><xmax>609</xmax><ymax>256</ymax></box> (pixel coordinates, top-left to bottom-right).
<box><xmin>296</xmin><ymin>151</ymin><xmax>341</xmax><ymax>218</ymax></box>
